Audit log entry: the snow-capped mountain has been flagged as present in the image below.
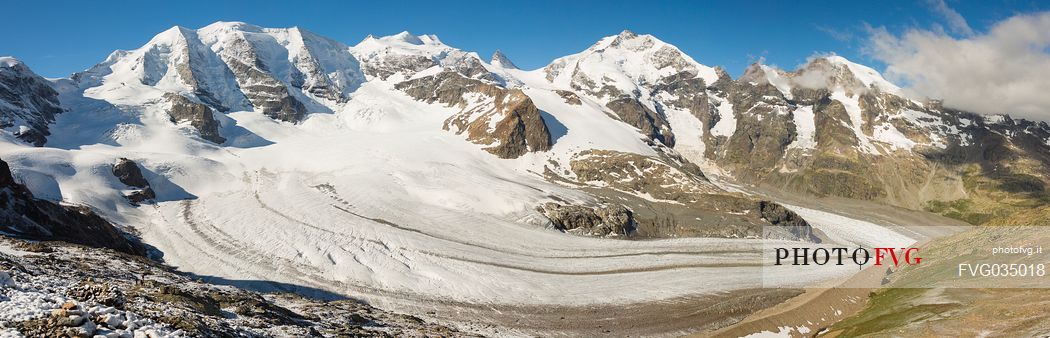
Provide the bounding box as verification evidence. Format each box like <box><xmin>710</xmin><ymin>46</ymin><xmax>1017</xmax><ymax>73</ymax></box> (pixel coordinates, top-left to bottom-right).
<box><xmin>489</xmin><ymin>50</ymin><xmax>517</xmax><ymax>70</ymax></box>
<box><xmin>541</xmin><ymin>30</ymin><xmax>724</xmax><ymax>147</ymax></box>
<box><xmin>0</xmin><ymin>57</ymin><xmax>63</xmax><ymax>146</ymax></box>
<box><xmin>71</xmin><ymin>22</ymin><xmax>368</xmax><ymax>125</ymax></box>
<box><xmin>1</xmin><ymin>21</ymin><xmax>1048</xmax><ymax>336</ymax></box>
<box><xmin>701</xmin><ymin>55</ymin><xmax>1050</xmax><ymax>221</ymax></box>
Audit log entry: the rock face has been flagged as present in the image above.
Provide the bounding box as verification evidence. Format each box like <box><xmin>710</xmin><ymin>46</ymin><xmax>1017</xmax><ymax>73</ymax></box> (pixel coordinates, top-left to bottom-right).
<box><xmin>111</xmin><ymin>158</ymin><xmax>155</xmax><ymax>205</ymax></box>
<box><xmin>214</xmin><ymin>32</ymin><xmax>308</xmax><ymax>122</ymax></box>
<box><xmin>397</xmin><ymin>71</ymin><xmax>552</xmax><ymax>158</ymax></box>
<box><xmin>0</xmin><ymin>57</ymin><xmax>63</xmax><ymax>146</ymax></box>
<box><xmin>568</xmin><ymin>149</ymin><xmax>717</xmax><ymax>203</ymax></box>
<box><xmin>0</xmin><ymin>236</ymin><xmax>471</xmax><ymax>337</ymax></box>
<box><xmin>694</xmin><ymin>57</ymin><xmax>1050</xmax><ymax>224</ymax></box>
<box><xmin>352</xmin><ymin>31</ymin><xmax>499</xmax><ymax>82</ymax></box>
<box><xmin>543</xmin><ymin>149</ymin><xmax>816</xmax><ymax>240</ymax></box>
<box><xmin>556</xmin><ymin>90</ymin><xmax>581</xmax><ymax>105</ymax></box>
<box><xmin>538</xmin><ymin>202</ymin><xmax>635</xmax><ymax>237</ymax></box>
<box><xmin>0</xmin><ymin>158</ymin><xmax>145</xmax><ymax>255</ymax></box>
<box><xmin>164</xmin><ymin>93</ymin><xmax>225</xmax><ymax>143</ymax></box>
<box><xmin>757</xmin><ymin>201</ymin><xmax>815</xmax><ymax>241</ymax></box>
<box><xmin>606</xmin><ymin>96</ymin><xmax>676</xmax><ymax>147</ymax></box>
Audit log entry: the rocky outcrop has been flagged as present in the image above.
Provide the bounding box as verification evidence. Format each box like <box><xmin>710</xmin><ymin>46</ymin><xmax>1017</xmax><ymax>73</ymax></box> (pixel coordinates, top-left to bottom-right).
<box><xmin>397</xmin><ymin>71</ymin><xmax>552</xmax><ymax>158</ymax></box>
<box><xmin>0</xmin><ymin>236</ymin><xmax>471</xmax><ymax>337</ymax></box>
<box><xmin>757</xmin><ymin>201</ymin><xmax>816</xmax><ymax>241</ymax></box>
<box><xmin>556</xmin><ymin>90</ymin><xmax>581</xmax><ymax>105</ymax></box>
<box><xmin>215</xmin><ymin>35</ymin><xmax>307</xmax><ymax>122</ymax></box>
<box><xmin>544</xmin><ymin>149</ymin><xmax>817</xmax><ymax>240</ymax></box>
<box><xmin>362</xmin><ymin>54</ymin><xmax>434</xmax><ymax>80</ymax></box>
<box><xmin>652</xmin><ymin>70</ymin><xmax>713</xmax><ymax>123</ymax></box>
<box><xmin>538</xmin><ymin>202</ymin><xmax>635</xmax><ymax>237</ymax></box>
<box><xmin>163</xmin><ymin>93</ymin><xmax>225</xmax><ymax>143</ymax></box>
<box><xmin>352</xmin><ymin>32</ymin><xmax>491</xmax><ymax>81</ymax></box>
<box><xmin>0</xmin><ymin>158</ymin><xmax>145</xmax><ymax>255</ymax></box>
<box><xmin>112</xmin><ymin>158</ymin><xmax>155</xmax><ymax>205</ymax></box>
<box><xmin>605</xmin><ymin>97</ymin><xmax>675</xmax><ymax>147</ymax></box>
<box><xmin>568</xmin><ymin>150</ymin><xmax>716</xmax><ymax>203</ymax></box>
<box><xmin>0</xmin><ymin>57</ymin><xmax>63</xmax><ymax>147</ymax></box>
<box><xmin>285</xmin><ymin>28</ymin><xmax>363</xmax><ymax>104</ymax></box>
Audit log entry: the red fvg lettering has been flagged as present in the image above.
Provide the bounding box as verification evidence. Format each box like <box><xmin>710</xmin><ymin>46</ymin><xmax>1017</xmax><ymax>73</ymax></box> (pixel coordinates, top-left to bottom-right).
<box><xmin>874</xmin><ymin>247</ymin><xmax>922</xmax><ymax>266</ymax></box>
<box><xmin>774</xmin><ymin>247</ymin><xmax>921</xmax><ymax>266</ymax></box>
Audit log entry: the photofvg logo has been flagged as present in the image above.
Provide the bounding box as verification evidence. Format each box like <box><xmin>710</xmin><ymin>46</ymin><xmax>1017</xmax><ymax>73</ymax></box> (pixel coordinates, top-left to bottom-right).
<box><xmin>774</xmin><ymin>247</ymin><xmax>922</xmax><ymax>267</ymax></box>
<box><xmin>763</xmin><ymin>226</ymin><xmax>1050</xmax><ymax>289</ymax></box>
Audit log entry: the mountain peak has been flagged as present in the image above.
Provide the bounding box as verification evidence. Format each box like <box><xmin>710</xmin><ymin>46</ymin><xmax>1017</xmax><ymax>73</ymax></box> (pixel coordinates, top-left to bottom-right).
<box><xmin>618</xmin><ymin>29</ymin><xmax>638</xmax><ymax>39</ymax></box>
<box><xmin>371</xmin><ymin>31</ymin><xmax>444</xmax><ymax>46</ymax></box>
<box><xmin>145</xmin><ymin>25</ymin><xmax>196</xmax><ymax>46</ymax></box>
<box><xmin>391</xmin><ymin>31</ymin><xmax>424</xmax><ymax>45</ymax></box>
<box><xmin>0</xmin><ymin>56</ymin><xmax>23</xmax><ymax>69</ymax></box>
<box><xmin>490</xmin><ymin>50</ymin><xmax>518</xmax><ymax>69</ymax></box>
<box><xmin>199</xmin><ymin>21</ymin><xmax>263</xmax><ymax>33</ymax></box>
<box><xmin>804</xmin><ymin>54</ymin><xmax>902</xmax><ymax>94</ymax></box>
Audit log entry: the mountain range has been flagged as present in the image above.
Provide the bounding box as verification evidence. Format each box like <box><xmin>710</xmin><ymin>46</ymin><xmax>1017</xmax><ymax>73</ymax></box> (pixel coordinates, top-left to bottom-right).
<box><xmin>1</xmin><ymin>22</ymin><xmax>1048</xmax><ymax>336</ymax></box>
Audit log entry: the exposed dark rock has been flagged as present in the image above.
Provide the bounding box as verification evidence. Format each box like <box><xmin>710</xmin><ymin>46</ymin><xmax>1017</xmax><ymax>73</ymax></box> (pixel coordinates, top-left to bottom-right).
<box><xmin>556</xmin><ymin>90</ymin><xmax>581</xmax><ymax>105</ymax></box>
<box><xmin>217</xmin><ymin>35</ymin><xmax>307</xmax><ymax>122</ymax></box>
<box><xmin>163</xmin><ymin>93</ymin><xmax>226</xmax><ymax>143</ymax></box>
<box><xmin>112</xmin><ymin>158</ymin><xmax>156</xmax><ymax>205</ymax></box>
<box><xmin>605</xmin><ymin>97</ymin><xmax>675</xmax><ymax>147</ymax></box>
<box><xmin>112</xmin><ymin>158</ymin><xmax>149</xmax><ymax>188</ymax></box>
<box><xmin>0</xmin><ymin>158</ymin><xmax>146</xmax><ymax>255</ymax></box>
<box><xmin>538</xmin><ymin>202</ymin><xmax>635</xmax><ymax>237</ymax></box>
<box><xmin>125</xmin><ymin>187</ymin><xmax>157</xmax><ymax>205</ymax></box>
<box><xmin>362</xmin><ymin>54</ymin><xmax>435</xmax><ymax>80</ymax></box>
<box><xmin>652</xmin><ymin>71</ymin><xmax>712</xmax><ymax>123</ymax></box>
<box><xmin>568</xmin><ymin>150</ymin><xmax>716</xmax><ymax>203</ymax></box>
<box><xmin>0</xmin><ymin>58</ymin><xmax>63</xmax><ymax>147</ymax></box>
<box><xmin>397</xmin><ymin>71</ymin><xmax>552</xmax><ymax>158</ymax></box>
<box><xmin>548</xmin><ymin>149</ymin><xmax>820</xmax><ymax>240</ymax></box>
<box><xmin>757</xmin><ymin>200</ymin><xmax>818</xmax><ymax>242</ymax></box>
<box><xmin>14</xmin><ymin>128</ymin><xmax>49</xmax><ymax>147</ymax></box>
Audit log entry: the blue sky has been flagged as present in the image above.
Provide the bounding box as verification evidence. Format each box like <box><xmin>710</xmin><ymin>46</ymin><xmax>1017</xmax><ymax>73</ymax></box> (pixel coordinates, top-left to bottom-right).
<box><xmin>1</xmin><ymin>0</ymin><xmax>1047</xmax><ymax>78</ymax></box>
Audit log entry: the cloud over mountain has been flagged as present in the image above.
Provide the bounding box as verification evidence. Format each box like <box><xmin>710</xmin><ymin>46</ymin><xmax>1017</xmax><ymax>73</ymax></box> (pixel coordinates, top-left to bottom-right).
<box><xmin>866</xmin><ymin>12</ymin><xmax>1050</xmax><ymax>121</ymax></box>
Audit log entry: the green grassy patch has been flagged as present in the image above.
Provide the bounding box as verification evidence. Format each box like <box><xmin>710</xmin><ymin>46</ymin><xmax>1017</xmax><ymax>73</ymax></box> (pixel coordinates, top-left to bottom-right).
<box><xmin>831</xmin><ymin>288</ymin><xmax>959</xmax><ymax>336</ymax></box>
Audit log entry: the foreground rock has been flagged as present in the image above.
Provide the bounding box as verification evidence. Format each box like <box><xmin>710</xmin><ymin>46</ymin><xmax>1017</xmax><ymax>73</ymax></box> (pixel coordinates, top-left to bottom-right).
<box><xmin>0</xmin><ymin>158</ymin><xmax>145</xmax><ymax>255</ymax></box>
<box><xmin>0</xmin><ymin>237</ymin><xmax>473</xmax><ymax>337</ymax></box>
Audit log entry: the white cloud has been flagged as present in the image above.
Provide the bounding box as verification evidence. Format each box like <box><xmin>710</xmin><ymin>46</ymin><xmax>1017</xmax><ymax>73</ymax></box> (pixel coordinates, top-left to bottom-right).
<box><xmin>866</xmin><ymin>12</ymin><xmax>1050</xmax><ymax>121</ymax></box>
<box><xmin>926</xmin><ymin>0</ymin><xmax>974</xmax><ymax>36</ymax></box>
